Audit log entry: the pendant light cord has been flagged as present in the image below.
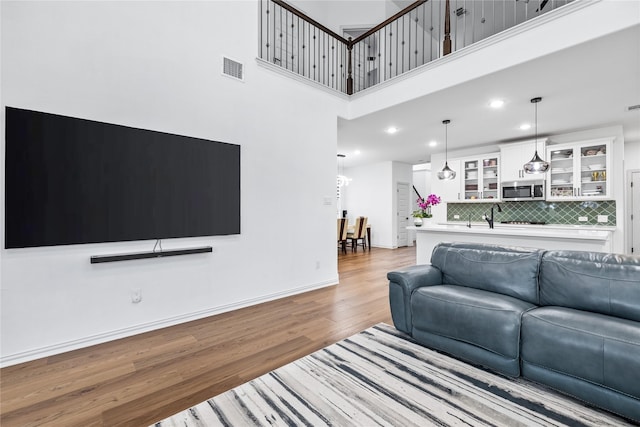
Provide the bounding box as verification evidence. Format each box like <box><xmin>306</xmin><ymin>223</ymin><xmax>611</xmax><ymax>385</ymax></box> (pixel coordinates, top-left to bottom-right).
<box><xmin>445</xmin><ymin>121</ymin><xmax>448</xmax><ymax>161</ymax></box>
<box><xmin>443</xmin><ymin>119</ymin><xmax>451</xmax><ymax>162</ymax></box>
<box><xmin>534</xmin><ymin>98</ymin><xmax>538</xmax><ymax>153</ymax></box>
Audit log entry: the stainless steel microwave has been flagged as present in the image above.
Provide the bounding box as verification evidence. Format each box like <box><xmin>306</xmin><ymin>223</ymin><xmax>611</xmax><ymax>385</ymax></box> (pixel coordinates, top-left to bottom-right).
<box><xmin>501</xmin><ymin>181</ymin><xmax>545</xmax><ymax>201</ymax></box>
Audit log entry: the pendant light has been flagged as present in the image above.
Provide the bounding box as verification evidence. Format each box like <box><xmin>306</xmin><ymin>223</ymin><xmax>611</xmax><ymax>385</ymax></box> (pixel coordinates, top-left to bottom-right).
<box><xmin>437</xmin><ymin>119</ymin><xmax>456</xmax><ymax>180</ymax></box>
<box><xmin>523</xmin><ymin>97</ymin><xmax>550</xmax><ymax>174</ymax></box>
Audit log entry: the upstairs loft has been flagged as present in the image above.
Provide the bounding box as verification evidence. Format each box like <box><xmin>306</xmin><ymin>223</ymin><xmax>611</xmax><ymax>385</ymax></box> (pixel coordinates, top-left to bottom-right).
<box><xmin>258</xmin><ymin>0</ymin><xmax>575</xmax><ymax>95</ymax></box>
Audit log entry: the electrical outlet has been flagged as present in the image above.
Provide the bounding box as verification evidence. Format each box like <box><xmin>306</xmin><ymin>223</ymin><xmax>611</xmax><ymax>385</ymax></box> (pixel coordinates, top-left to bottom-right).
<box><xmin>323</xmin><ymin>197</ymin><xmax>333</xmax><ymax>206</ymax></box>
<box><xmin>578</xmin><ymin>216</ymin><xmax>588</xmax><ymax>222</ymax></box>
<box><xmin>454</xmin><ymin>215</ymin><xmax>460</xmax><ymax>219</ymax></box>
<box><xmin>597</xmin><ymin>215</ymin><xmax>608</xmax><ymax>223</ymax></box>
<box><xmin>131</xmin><ymin>288</ymin><xmax>142</xmax><ymax>304</ymax></box>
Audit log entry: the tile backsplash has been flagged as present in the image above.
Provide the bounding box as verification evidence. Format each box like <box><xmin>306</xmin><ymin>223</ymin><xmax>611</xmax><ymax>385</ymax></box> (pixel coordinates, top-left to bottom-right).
<box><xmin>447</xmin><ymin>200</ymin><xmax>616</xmax><ymax>226</ymax></box>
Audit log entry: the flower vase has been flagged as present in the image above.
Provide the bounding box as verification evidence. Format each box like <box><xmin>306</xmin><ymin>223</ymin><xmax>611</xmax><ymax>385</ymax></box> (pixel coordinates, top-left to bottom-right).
<box><xmin>413</xmin><ymin>217</ymin><xmax>423</xmax><ymax>227</ymax></box>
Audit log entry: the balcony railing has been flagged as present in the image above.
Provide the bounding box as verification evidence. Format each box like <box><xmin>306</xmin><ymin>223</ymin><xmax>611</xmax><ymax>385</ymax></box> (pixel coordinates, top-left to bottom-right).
<box><xmin>259</xmin><ymin>0</ymin><xmax>574</xmax><ymax>95</ymax></box>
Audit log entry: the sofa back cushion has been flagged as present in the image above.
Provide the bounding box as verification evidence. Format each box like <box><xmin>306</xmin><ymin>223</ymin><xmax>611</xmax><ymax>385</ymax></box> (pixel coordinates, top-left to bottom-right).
<box><xmin>430</xmin><ymin>242</ymin><xmax>544</xmax><ymax>304</ymax></box>
<box><xmin>539</xmin><ymin>250</ymin><xmax>640</xmax><ymax>322</ymax></box>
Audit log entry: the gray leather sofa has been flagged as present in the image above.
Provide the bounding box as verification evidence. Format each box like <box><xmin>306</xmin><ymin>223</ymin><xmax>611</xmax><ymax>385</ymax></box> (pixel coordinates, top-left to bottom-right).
<box><xmin>388</xmin><ymin>242</ymin><xmax>640</xmax><ymax>422</ymax></box>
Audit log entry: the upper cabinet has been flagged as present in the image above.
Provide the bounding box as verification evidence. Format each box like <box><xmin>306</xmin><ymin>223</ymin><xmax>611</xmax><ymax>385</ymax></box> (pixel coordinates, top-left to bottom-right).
<box><xmin>500</xmin><ymin>139</ymin><xmax>547</xmax><ymax>182</ymax></box>
<box><xmin>432</xmin><ymin>155</ymin><xmax>500</xmax><ymax>203</ymax></box>
<box><xmin>546</xmin><ymin>138</ymin><xmax>612</xmax><ymax>200</ymax></box>
<box><xmin>461</xmin><ymin>154</ymin><xmax>500</xmax><ymax>201</ymax></box>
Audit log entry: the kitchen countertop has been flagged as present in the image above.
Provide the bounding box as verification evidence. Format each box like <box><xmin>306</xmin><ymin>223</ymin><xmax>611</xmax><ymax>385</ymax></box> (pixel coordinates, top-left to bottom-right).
<box><xmin>410</xmin><ymin>222</ymin><xmax>614</xmax><ymax>241</ymax></box>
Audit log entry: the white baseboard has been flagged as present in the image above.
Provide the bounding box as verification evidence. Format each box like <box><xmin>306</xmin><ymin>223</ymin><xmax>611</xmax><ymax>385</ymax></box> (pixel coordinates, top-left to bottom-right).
<box><xmin>371</xmin><ymin>244</ymin><xmax>396</xmax><ymax>249</ymax></box>
<box><xmin>1</xmin><ymin>278</ymin><xmax>338</xmax><ymax>367</ymax></box>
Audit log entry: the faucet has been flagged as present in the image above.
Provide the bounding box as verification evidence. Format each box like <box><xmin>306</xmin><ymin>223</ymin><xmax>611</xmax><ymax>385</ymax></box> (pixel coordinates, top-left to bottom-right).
<box><xmin>484</xmin><ymin>203</ymin><xmax>502</xmax><ymax>229</ymax></box>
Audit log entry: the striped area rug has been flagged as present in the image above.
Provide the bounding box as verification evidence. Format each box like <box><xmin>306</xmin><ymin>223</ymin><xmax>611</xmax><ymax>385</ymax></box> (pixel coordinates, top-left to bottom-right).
<box><xmin>153</xmin><ymin>324</ymin><xmax>633</xmax><ymax>426</ymax></box>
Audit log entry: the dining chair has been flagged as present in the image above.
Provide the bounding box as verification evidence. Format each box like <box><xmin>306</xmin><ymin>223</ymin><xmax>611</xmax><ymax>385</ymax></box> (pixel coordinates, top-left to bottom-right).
<box><xmin>337</xmin><ymin>218</ymin><xmax>349</xmax><ymax>254</ymax></box>
<box><xmin>348</xmin><ymin>216</ymin><xmax>368</xmax><ymax>252</ymax></box>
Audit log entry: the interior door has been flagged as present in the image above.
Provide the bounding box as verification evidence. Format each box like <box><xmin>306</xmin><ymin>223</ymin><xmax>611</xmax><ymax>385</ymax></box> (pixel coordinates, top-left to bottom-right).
<box><xmin>397</xmin><ymin>182</ymin><xmax>410</xmax><ymax>247</ymax></box>
<box><xmin>632</xmin><ymin>172</ymin><xmax>640</xmax><ymax>255</ymax></box>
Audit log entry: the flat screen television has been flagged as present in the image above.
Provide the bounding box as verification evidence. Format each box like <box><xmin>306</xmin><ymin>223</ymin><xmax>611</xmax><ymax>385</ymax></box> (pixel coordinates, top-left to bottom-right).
<box><xmin>5</xmin><ymin>107</ymin><xmax>240</xmax><ymax>249</ymax></box>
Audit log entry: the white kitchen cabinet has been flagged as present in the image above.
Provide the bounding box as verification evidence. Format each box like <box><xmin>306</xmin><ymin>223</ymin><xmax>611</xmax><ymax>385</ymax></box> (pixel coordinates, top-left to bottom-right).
<box><xmin>546</xmin><ymin>138</ymin><xmax>612</xmax><ymax>200</ymax></box>
<box><xmin>500</xmin><ymin>139</ymin><xmax>547</xmax><ymax>182</ymax></box>
<box><xmin>461</xmin><ymin>153</ymin><xmax>500</xmax><ymax>201</ymax></box>
<box><xmin>431</xmin><ymin>158</ymin><xmax>462</xmax><ymax>202</ymax></box>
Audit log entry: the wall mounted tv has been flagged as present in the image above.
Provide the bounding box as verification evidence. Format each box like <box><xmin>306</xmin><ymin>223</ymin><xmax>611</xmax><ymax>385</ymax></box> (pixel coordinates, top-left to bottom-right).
<box><xmin>5</xmin><ymin>107</ymin><xmax>240</xmax><ymax>249</ymax></box>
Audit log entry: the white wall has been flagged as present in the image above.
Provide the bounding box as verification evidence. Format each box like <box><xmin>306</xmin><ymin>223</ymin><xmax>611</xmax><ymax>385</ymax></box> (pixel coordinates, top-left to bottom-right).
<box><xmin>0</xmin><ymin>1</ymin><xmax>347</xmax><ymax>365</ymax></box>
<box><xmin>625</xmin><ymin>141</ymin><xmax>640</xmax><ymax>171</ymax></box>
<box><xmin>409</xmin><ymin>164</ymin><xmax>431</xmax><ymax>244</ymax></box>
<box><xmin>289</xmin><ymin>1</ymin><xmax>388</xmax><ymax>34</ymax></box>
<box><xmin>412</xmin><ymin>163</ymin><xmax>432</xmax><ymax>204</ymax></box>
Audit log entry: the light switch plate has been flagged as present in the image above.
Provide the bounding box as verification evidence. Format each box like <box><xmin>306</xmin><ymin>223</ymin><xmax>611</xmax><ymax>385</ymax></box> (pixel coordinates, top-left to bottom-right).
<box><xmin>597</xmin><ymin>215</ymin><xmax>608</xmax><ymax>223</ymax></box>
<box><xmin>578</xmin><ymin>216</ymin><xmax>588</xmax><ymax>222</ymax></box>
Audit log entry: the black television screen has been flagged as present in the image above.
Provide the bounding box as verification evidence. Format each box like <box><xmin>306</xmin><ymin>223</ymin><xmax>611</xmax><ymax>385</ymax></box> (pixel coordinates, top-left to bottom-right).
<box><xmin>5</xmin><ymin>107</ymin><xmax>240</xmax><ymax>249</ymax></box>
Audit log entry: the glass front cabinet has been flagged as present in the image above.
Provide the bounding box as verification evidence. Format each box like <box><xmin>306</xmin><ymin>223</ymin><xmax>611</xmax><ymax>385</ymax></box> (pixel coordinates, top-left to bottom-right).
<box><xmin>546</xmin><ymin>138</ymin><xmax>612</xmax><ymax>200</ymax></box>
<box><xmin>462</xmin><ymin>153</ymin><xmax>500</xmax><ymax>201</ymax></box>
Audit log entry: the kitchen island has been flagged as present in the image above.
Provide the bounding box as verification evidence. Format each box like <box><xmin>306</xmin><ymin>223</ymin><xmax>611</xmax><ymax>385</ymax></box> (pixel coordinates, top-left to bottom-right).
<box><xmin>411</xmin><ymin>222</ymin><xmax>615</xmax><ymax>265</ymax></box>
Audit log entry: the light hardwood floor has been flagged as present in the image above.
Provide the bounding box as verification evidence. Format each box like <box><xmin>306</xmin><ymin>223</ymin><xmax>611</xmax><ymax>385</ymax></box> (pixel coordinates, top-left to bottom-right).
<box><xmin>0</xmin><ymin>246</ymin><xmax>415</xmax><ymax>426</ymax></box>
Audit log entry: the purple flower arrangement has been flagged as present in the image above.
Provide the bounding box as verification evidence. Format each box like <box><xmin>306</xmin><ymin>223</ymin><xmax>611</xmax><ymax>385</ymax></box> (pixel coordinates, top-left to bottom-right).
<box><xmin>413</xmin><ymin>194</ymin><xmax>441</xmax><ymax>218</ymax></box>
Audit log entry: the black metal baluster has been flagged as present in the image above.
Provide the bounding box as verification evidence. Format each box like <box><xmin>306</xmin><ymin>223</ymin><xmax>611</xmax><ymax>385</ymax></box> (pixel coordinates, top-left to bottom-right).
<box><xmin>388</xmin><ymin>25</ymin><xmax>391</xmax><ymax>80</ymax></box>
<box><xmin>324</xmin><ymin>33</ymin><xmax>328</xmax><ymax>87</ymax></box>
<box><xmin>312</xmin><ymin>27</ymin><xmax>316</xmax><ymax>82</ymax></box>
<box><xmin>296</xmin><ymin>17</ymin><xmax>302</xmax><ymax>74</ymax></box>
<box><xmin>273</xmin><ymin>1</ymin><xmax>277</xmax><ymax>63</ymax></box>
<box><xmin>265</xmin><ymin>0</ymin><xmax>268</xmax><ymax>61</ymax></box>
<box><xmin>304</xmin><ymin>21</ymin><xmax>308</xmax><ymax>78</ymax></box>
<box><xmin>395</xmin><ymin>20</ymin><xmax>398</xmax><ymax>77</ymax></box>
<box><xmin>401</xmin><ymin>14</ymin><xmax>405</xmax><ymax>74</ymax></box>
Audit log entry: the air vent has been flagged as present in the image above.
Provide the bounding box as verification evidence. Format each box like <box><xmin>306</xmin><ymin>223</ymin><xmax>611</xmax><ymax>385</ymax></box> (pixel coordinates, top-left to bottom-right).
<box><xmin>628</xmin><ymin>104</ymin><xmax>640</xmax><ymax>111</ymax></box>
<box><xmin>222</xmin><ymin>56</ymin><xmax>244</xmax><ymax>81</ymax></box>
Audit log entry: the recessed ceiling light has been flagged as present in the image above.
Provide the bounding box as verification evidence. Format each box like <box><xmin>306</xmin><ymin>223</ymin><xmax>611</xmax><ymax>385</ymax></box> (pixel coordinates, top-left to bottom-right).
<box><xmin>489</xmin><ymin>99</ymin><xmax>505</xmax><ymax>109</ymax></box>
<box><xmin>354</xmin><ymin>150</ymin><xmax>361</xmax><ymax>155</ymax></box>
<box><xmin>386</xmin><ymin>126</ymin><xmax>398</xmax><ymax>134</ymax></box>
<box><xmin>519</xmin><ymin>123</ymin><xmax>531</xmax><ymax>130</ymax></box>
<box><xmin>428</xmin><ymin>140</ymin><xmax>438</xmax><ymax>147</ymax></box>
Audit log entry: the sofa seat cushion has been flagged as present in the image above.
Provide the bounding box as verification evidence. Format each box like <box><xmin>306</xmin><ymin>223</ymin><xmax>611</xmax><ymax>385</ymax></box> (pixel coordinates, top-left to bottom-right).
<box><xmin>411</xmin><ymin>285</ymin><xmax>536</xmax><ymax>362</ymax></box>
<box><xmin>522</xmin><ymin>306</ymin><xmax>640</xmax><ymax>400</ymax></box>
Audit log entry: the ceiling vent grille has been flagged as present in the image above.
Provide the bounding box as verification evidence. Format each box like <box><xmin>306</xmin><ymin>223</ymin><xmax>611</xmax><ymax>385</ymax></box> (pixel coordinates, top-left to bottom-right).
<box><xmin>222</xmin><ymin>56</ymin><xmax>244</xmax><ymax>81</ymax></box>
<box><xmin>628</xmin><ymin>104</ymin><xmax>640</xmax><ymax>111</ymax></box>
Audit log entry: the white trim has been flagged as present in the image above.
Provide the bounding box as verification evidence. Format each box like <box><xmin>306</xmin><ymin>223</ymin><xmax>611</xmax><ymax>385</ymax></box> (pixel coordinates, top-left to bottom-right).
<box><xmin>0</xmin><ymin>278</ymin><xmax>338</xmax><ymax>367</ymax></box>
<box><xmin>371</xmin><ymin>244</ymin><xmax>396</xmax><ymax>250</ymax></box>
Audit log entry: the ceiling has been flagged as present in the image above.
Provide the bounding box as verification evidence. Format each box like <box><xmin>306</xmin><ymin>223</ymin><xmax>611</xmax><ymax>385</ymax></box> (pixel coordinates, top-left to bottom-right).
<box><xmin>337</xmin><ymin>24</ymin><xmax>640</xmax><ymax>168</ymax></box>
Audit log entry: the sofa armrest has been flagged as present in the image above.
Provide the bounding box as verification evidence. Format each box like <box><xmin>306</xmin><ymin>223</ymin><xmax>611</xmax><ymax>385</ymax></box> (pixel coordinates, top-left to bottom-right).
<box><xmin>388</xmin><ymin>265</ymin><xmax>443</xmax><ymax>334</ymax></box>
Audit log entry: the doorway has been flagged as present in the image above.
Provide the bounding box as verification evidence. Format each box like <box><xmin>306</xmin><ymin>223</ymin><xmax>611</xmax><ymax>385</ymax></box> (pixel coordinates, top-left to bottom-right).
<box><xmin>397</xmin><ymin>182</ymin><xmax>410</xmax><ymax>247</ymax></box>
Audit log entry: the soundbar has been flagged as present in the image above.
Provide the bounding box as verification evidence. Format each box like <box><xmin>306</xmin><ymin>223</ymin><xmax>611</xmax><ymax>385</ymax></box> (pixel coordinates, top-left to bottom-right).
<box><xmin>90</xmin><ymin>246</ymin><xmax>213</xmax><ymax>264</ymax></box>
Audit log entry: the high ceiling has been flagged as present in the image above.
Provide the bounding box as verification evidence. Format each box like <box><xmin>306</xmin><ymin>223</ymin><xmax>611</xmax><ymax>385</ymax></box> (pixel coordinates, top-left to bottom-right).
<box><xmin>337</xmin><ymin>24</ymin><xmax>640</xmax><ymax>168</ymax></box>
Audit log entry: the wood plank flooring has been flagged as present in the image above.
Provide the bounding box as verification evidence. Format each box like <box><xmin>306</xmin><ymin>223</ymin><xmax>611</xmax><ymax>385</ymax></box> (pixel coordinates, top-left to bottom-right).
<box><xmin>0</xmin><ymin>246</ymin><xmax>415</xmax><ymax>426</ymax></box>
